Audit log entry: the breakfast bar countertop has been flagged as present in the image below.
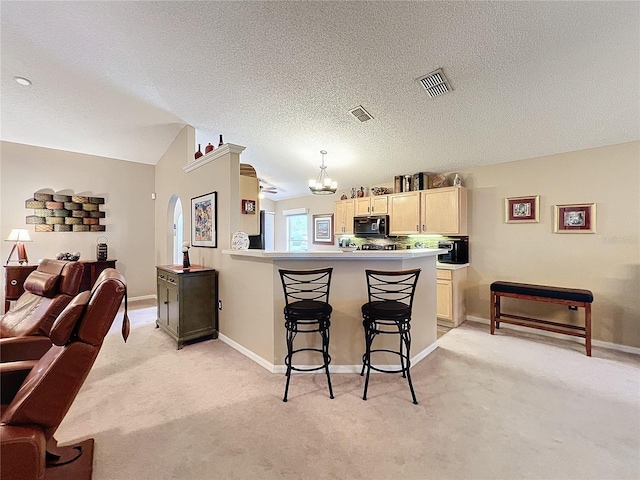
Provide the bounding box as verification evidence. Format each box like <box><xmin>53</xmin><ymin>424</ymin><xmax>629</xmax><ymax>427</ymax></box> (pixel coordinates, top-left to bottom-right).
<box><xmin>222</xmin><ymin>248</ymin><xmax>446</xmax><ymax>260</ymax></box>
<box><xmin>220</xmin><ymin>246</ymin><xmax>442</xmax><ymax>369</ymax></box>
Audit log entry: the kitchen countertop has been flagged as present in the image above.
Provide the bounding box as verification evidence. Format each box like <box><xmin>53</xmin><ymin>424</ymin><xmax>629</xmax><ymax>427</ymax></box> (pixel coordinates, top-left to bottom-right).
<box><xmin>436</xmin><ymin>262</ymin><xmax>470</xmax><ymax>270</ymax></box>
<box><xmin>222</xmin><ymin>248</ymin><xmax>446</xmax><ymax>260</ymax></box>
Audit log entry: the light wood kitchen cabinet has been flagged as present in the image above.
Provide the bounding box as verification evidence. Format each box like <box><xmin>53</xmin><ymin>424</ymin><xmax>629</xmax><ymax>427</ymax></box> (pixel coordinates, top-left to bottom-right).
<box><xmin>436</xmin><ymin>267</ymin><xmax>467</xmax><ymax>327</ymax></box>
<box><xmin>388</xmin><ymin>192</ymin><xmax>420</xmax><ymax>235</ymax></box>
<box><xmin>334</xmin><ymin>199</ymin><xmax>355</xmax><ymax>235</ymax></box>
<box><xmin>156</xmin><ymin>265</ymin><xmax>218</xmax><ymax>349</ymax></box>
<box><xmin>420</xmin><ymin>186</ymin><xmax>467</xmax><ymax>235</ymax></box>
<box><xmin>355</xmin><ymin>196</ymin><xmax>389</xmax><ymax>216</ymax></box>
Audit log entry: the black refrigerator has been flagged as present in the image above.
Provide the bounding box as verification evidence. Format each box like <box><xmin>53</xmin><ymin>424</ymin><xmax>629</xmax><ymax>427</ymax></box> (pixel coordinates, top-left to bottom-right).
<box><xmin>248</xmin><ymin>210</ymin><xmax>265</xmax><ymax>249</ymax></box>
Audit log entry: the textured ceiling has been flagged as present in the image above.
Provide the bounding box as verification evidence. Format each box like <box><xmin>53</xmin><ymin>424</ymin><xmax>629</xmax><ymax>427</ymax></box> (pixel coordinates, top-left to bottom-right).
<box><xmin>2</xmin><ymin>1</ymin><xmax>639</xmax><ymax>199</ymax></box>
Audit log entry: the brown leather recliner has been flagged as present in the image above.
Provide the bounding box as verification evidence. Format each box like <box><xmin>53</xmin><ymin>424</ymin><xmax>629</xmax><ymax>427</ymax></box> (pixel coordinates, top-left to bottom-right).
<box><xmin>0</xmin><ymin>259</ymin><xmax>84</xmax><ymax>364</ymax></box>
<box><xmin>1</xmin><ymin>259</ymin><xmax>84</xmax><ymax>338</ymax></box>
<box><xmin>0</xmin><ymin>268</ymin><xmax>129</xmax><ymax>480</ymax></box>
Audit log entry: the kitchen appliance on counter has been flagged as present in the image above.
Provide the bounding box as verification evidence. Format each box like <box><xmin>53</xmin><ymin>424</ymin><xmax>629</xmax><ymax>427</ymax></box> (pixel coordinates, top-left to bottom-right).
<box><xmin>354</xmin><ymin>215</ymin><xmax>389</xmax><ymax>238</ymax></box>
<box><xmin>437</xmin><ymin>238</ymin><xmax>469</xmax><ymax>264</ymax></box>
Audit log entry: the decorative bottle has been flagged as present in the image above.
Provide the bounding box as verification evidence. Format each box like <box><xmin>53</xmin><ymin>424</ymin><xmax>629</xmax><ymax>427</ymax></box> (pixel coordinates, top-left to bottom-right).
<box><xmin>453</xmin><ymin>174</ymin><xmax>462</xmax><ymax>187</ymax></box>
<box><xmin>218</xmin><ymin>134</ymin><xmax>224</xmax><ymax>147</ymax></box>
<box><xmin>194</xmin><ymin>144</ymin><xmax>203</xmax><ymax>159</ymax></box>
<box><xmin>205</xmin><ymin>143</ymin><xmax>214</xmax><ymax>154</ymax></box>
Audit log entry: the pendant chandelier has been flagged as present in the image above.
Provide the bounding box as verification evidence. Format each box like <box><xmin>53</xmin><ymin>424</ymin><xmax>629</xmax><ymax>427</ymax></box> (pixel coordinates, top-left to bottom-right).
<box><xmin>308</xmin><ymin>150</ymin><xmax>337</xmax><ymax>195</ymax></box>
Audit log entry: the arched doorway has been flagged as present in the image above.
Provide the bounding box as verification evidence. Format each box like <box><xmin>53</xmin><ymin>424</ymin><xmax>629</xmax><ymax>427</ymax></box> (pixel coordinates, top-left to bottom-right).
<box><xmin>166</xmin><ymin>195</ymin><xmax>184</xmax><ymax>265</ymax></box>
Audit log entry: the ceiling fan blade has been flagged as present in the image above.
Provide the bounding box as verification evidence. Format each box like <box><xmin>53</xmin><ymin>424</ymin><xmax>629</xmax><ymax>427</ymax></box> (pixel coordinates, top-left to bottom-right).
<box><xmin>258</xmin><ymin>178</ymin><xmax>283</xmax><ymax>194</ymax></box>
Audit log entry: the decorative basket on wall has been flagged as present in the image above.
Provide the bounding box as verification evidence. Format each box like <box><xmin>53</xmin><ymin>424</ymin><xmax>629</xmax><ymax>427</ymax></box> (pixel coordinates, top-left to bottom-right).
<box><xmin>26</xmin><ymin>191</ymin><xmax>106</xmax><ymax>232</ymax></box>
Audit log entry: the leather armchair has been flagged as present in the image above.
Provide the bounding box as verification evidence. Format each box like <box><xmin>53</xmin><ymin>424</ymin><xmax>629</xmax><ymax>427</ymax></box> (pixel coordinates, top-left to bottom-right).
<box><xmin>1</xmin><ymin>258</ymin><xmax>84</xmax><ymax>339</ymax></box>
<box><xmin>0</xmin><ymin>269</ymin><xmax>128</xmax><ymax>480</ymax></box>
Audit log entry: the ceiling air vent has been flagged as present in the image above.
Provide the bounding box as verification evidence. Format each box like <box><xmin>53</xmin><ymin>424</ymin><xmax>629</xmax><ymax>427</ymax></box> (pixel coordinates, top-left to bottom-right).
<box><xmin>417</xmin><ymin>68</ymin><xmax>452</xmax><ymax>98</ymax></box>
<box><xmin>349</xmin><ymin>105</ymin><xmax>374</xmax><ymax>122</ymax></box>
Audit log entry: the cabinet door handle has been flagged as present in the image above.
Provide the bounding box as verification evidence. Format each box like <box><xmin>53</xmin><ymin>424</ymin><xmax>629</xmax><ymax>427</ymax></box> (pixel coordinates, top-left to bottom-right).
<box><xmin>422</xmin><ymin>224</ymin><xmax>425</xmax><ymax>231</ymax></box>
<box><xmin>164</xmin><ymin>301</ymin><xmax>168</xmax><ymax>305</ymax></box>
<box><xmin>10</xmin><ymin>280</ymin><xmax>18</xmax><ymax>286</ymax></box>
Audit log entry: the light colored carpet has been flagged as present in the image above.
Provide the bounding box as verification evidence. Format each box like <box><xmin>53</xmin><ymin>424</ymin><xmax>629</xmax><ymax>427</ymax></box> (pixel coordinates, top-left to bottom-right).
<box><xmin>55</xmin><ymin>301</ymin><xmax>640</xmax><ymax>480</ymax></box>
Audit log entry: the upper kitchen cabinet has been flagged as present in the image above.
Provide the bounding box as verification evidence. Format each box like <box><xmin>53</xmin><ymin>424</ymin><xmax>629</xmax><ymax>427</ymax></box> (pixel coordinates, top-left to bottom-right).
<box><xmin>240</xmin><ymin>164</ymin><xmax>260</xmax><ymax>235</ymax></box>
<box><xmin>420</xmin><ymin>186</ymin><xmax>467</xmax><ymax>235</ymax></box>
<box><xmin>355</xmin><ymin>196</ymin><xmax>388</xmax><ymax>216</ymax></box>
<box><xmin>388</xmin><ymin>191</ymin><xmax>420</xmax><ymax>235</ymax></box>
<box><xmin>334</xmin><ymin>199</ymin><xmax>355</xmax><ymax>235</ymax></box>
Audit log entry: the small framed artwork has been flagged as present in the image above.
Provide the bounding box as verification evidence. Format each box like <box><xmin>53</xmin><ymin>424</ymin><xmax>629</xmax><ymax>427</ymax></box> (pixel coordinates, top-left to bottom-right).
<box><xmin>242</xmin><ymin>199</ymin><xmax>256</xmax><ymax>214</ymax></box>
<box><xmin>313</xmin><ymin>214</ymin><xmax>334</xmax><ymax>245</ymax></box>
<box><xmin>191</xmin><ymin>191</ymin><xmax>217</xmax><ymax>248</ymax></box>
<box><xmin>505</xmin><ymin>195</ymin><xmax>540</xmax><ymax>223</ymax></box>
<box><xmin>554</xmin><ymin>203</ymin><xmax>596</xmax><ymax>233</ymax></box>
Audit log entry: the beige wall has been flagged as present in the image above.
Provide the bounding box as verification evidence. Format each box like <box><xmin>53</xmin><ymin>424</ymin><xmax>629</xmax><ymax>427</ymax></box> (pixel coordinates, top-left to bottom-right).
<box><xmin>461</xmin><ymin>141</ymin><xmax>639</xmax><ymax>348</ymax></box>
<box><xmin>5</xmin><ymin>135</ymin><xmax>637</xmax><ymax>349</ymax></box>
<box><xmin>154</xmin><ymin>126</ymin><xmax>257</xmax><ymax>344</ymax></box>
<box><xmin>269</xmin><ymin>141</ymin><xmax>640</xmax><ymax>348</ymax></box>
<box><xmin>0</xmin><ymin>141</ymin><xmax>156</xmax><ymax>299</ymax></box>
<box><xmin>274</xmin><ymin>194</ymin><xmax>338</xmax><ymax>251</ymax></box>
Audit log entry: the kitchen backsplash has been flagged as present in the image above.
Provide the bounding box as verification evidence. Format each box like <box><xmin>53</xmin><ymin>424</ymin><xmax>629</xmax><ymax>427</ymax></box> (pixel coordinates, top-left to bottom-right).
<box><xmin>338</xmin><ymin>235</ymin><xmax>455</xmax><ymax>249</ymax></box>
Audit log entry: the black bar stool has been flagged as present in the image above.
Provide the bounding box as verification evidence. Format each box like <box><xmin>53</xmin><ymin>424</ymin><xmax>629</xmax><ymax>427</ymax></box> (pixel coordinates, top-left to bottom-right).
<box><xmin>278</xmin><ymin>267</ymin><xmax>334</xmax><ymax>402</ymax></box>
<box><xmin>360</xmin><ymin>268</ymin><xmax>421</xmax><ymax>404</ymax></box>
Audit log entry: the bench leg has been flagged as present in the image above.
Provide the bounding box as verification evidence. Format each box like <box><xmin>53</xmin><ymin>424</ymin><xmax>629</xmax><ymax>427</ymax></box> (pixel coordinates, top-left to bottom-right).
<box><xmin>585</xmin><ymin>303</ymin><xmax>592</xmax><ymax>357</ymax></box>
<box><xmin>490</xmin><ymin>292</ymin><xmax>500</xmax><ymax>334</ymax></box>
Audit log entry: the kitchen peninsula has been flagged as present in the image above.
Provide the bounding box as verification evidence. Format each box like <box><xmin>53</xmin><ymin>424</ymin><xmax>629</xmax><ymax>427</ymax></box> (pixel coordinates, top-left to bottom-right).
<box><xmin>220</xmin><ymin>248</ymin><xmax>444</xmax><ymax>372</ymax></box>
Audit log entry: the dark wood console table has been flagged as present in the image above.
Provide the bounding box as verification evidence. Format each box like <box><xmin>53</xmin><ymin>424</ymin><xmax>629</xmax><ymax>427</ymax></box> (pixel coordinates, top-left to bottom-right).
<box><xmin>156</xmin><ymin>265</ymin><xmax>218</xmax><ymax>349</ymax></box>
<box><xmin>78</xmin><ymin>259</ymin><xmax>117</xmax><ymax>292</ymax></box>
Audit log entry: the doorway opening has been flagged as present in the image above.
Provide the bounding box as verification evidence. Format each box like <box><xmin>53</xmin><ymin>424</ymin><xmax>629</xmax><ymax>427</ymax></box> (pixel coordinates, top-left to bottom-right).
<box><xmin>166</xmin><ymin>195</ymin><xmax>184</xmax><ymax>265</ymax></box>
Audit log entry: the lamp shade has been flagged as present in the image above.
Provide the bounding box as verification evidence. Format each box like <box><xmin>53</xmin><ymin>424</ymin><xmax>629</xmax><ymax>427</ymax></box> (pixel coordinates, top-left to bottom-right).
<box><xmin>5</xmin><ymin>229</ymin><xmax>32</xmax><ymax>242</ymax></box>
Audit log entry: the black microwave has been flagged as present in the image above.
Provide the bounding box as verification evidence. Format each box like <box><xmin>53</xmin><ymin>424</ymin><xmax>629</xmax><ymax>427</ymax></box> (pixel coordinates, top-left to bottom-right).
<box><xmin>438</xmin><ymin>238</ymin><xmax>469</xmax><ymax>264</ymax></box>
<box><xmin>354</xmin><ymin>215</ymin><xmax>389</xmax><ymax>238</ymax></box>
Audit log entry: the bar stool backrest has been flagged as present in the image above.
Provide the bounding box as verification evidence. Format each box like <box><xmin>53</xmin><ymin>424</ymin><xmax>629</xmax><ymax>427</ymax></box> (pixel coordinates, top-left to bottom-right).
<box><xmin>279</xmin><ymin>268</ymin><xmax>333</xmax><ymax>306</ymax></box>
<box><xmin>365</xmin><ymin>269</ymin><xmax>421</xmax><ymax>311</ymax></box>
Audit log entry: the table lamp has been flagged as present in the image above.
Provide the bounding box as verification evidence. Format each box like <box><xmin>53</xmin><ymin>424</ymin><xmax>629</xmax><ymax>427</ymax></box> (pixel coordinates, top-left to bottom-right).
<box><xmin>5</xmin><ymin>229</ymin><xmax>32</xmax><ymax>265</ymax></box>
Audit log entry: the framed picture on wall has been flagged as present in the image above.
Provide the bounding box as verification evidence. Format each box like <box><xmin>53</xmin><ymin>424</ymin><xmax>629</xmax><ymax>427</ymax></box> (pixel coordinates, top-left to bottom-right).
<box><xmin>554</xmin><ymin>203</ymin><xmax>596</xmax><ymax>233</ymax></box>
<box><xmin>191</xmin><ymin>191</ymin><xmax>217</xmax><ymax>247</ymax></box>
<box><xmin>313</xmin><ymin>214</ymin><xmax>334</xmax><ymax>245</ymax></box>
<box><xmin>504</xmin><ymin>195</ymin><xmax>540</xmax><ymax>223</ymax></box>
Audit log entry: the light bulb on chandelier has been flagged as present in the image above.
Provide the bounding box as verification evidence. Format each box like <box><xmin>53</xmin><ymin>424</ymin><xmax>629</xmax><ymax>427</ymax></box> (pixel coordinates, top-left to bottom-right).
<box><xmin>309</xmin><ymin>150</ymin><xmax>337</xmax><ymax>195</ymax></box>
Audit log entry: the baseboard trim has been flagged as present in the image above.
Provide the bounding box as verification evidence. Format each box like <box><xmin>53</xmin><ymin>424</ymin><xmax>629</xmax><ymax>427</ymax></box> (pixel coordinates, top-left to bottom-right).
<box><xmin>218</xmin><ymin>333</ymin><xmax>276</xmax><ymax>373</ymax></box>
<box><xmin>129</xmin><ymin>294</ymin><xmax>156</xmax><ymax>302</ymax></box>
<box><xmin>218</xmin><ymin>334</ymin><xmax>440</xmax><ymax>374</ymax></box>
<box><xmin>467</xmin><ymin>316</ymin><xmax>640</xmax><ymax>356</ymax></box>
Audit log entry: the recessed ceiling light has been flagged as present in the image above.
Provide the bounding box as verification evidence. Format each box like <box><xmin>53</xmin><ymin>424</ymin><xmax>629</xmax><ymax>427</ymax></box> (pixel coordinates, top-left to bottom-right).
<box><xmin>14</xmin><ymin>76</ymin><xmax>32</xmax><ymax>86</ymax></box>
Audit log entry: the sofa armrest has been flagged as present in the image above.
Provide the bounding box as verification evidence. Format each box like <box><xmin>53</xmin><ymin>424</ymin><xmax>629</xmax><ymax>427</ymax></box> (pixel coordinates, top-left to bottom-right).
<box><xmin>1</xmin><ymin>360</ymin><xmax>38</xmax><ymax>404</ymax></box>
<box><xmin>0</xmin><ymin>425</ymin><xmax>46</xmax><ymax>480</ymax></box>
<box><xmin>0</xmin><ymin>336</ymin><xmax>52</xmax><ymax>363</ymax></box>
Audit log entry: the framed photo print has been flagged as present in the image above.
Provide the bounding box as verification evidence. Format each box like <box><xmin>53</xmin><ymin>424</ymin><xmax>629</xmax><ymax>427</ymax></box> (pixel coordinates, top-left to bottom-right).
<box><xmin>242</xmin><ymin>199</ymin><xmax>256</xmax><ymax>214</ymax></box>
<box><xmin>191</xmin><ymin>192</ymin><xmax>217</xmax><ymax>247</ymax></box>
<box><xmin>505</xmin><ymin>195</ymin><xmax>539</xmax><ymax>223</ymax></box>
<box><xmin>554</xmin><ymin>203</ymin><xmax>596</xmax><ymax>233</ymax></box>
<box><xmin>313</xmin><ymin>214</ymin><xmax>334</xmax><ymax>245</ymax></box>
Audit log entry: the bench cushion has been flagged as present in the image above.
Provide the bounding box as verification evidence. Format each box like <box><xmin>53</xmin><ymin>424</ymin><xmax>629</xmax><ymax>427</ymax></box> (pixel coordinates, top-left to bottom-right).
<box><xmin>490</xmin><ymin>281</ymin><xmax>593</xmax><ymax>303</ymax></box>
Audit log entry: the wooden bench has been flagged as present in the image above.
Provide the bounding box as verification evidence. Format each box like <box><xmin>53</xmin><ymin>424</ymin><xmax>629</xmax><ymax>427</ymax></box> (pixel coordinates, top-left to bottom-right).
<box><xmin>490</xmin><ymin>281</ymin><xmax>593</xmax><ymax>356</ymax></box>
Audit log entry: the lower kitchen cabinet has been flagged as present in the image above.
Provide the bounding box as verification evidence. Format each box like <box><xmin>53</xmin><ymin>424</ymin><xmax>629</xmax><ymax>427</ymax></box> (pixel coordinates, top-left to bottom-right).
<box><xmin>436</xmin><ymin>266</ymin><xmax>468</xmax><ymax>328</ymax></box>
<box><xmin>156</xmin><ymin>265</ymin><xmax>218</xmax><ymax>349</ymax></box>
